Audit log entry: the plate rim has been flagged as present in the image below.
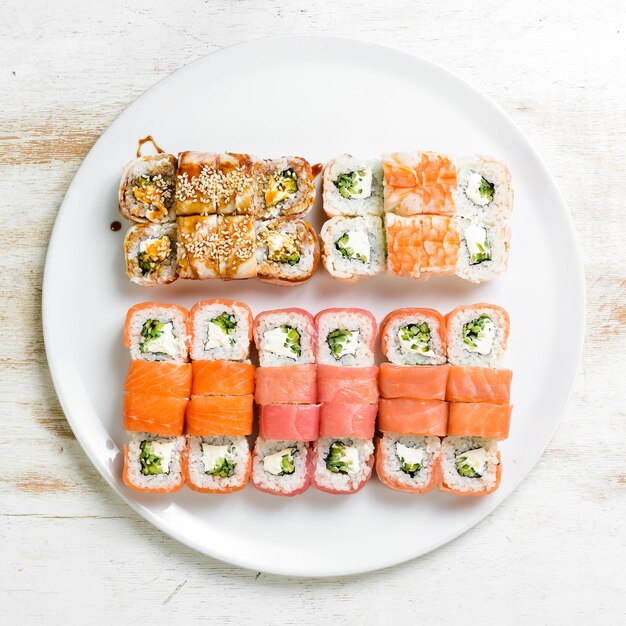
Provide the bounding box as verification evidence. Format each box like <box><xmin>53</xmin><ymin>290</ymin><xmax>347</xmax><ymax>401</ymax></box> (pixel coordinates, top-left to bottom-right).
<box><xmin>42</xmin><ymin>34</ymin><xmax>586</xmax><ymax>577</ymax></box>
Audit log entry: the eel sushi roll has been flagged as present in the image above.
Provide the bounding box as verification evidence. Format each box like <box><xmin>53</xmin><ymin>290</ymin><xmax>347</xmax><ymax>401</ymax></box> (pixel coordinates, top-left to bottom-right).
<box><xmin>124</xmin><ymin>223</ymin><xmax>178</xmax><ymax>286</ymax></box>
<box><xmin>253</xmin><ymin>157</ymin><xmax>315</xmax><ymax>220</ymax></box>
<box><xmin>123</xmin><ymin>433</ymin><xmax>186</xmax><ymax>493</ymax></box>
<box><xmin>186</xmin><ymin>435</ymin><xmax>251</xmax><ymax>494</ymax></box>
<box><xmin>446</xmin><ymin>303</ymin><xmax>510</xmax><ymax>368</ymax></box>
<box><xmin>320</xmin><ymin>215</ymin><xmax>386</xmax><ymax>282</ymax></box>
<box><xmin>189</xmin><ymin>299</ymin><xmax>252</xmax><ymax>361</ymax></box>
<box><xmin>455</xmin><ymin>218</ymin><xmax>510</xmax><ymax>283</ymax></box>
<box><xmin>253</xmin><ymin>308</ymin><xmax>316</xmax><ymax>367</ymax></box>
<box><xmin>175</xmin><ymin>151</ymin><xmax>255</xmax><ymax>216</ymax></box>
<box><xmin>119</xmin><ymin>152</ymin><xmax>177</xmax><ymax>224</ymax></box>
<box><xmin>124</xmin><ymin>303</ymin><xmax>189</xmax><ymax>362</ymax></box>
<box><xmin>311</xmin><ymin>438</ymin><xmax>374</xmax><ymax>494</ymax></box>
<box><xmin>382</xmin><ymin>151</ymin><xmax>457</xmax><ymax>217</ymax></box>
<box><xmin>255</xmin><ymin>218</ymin><xmax>320</xmax><ymax>286</ymax></box>
<box><xmin>375</xmin><ymin>435</ymin><xmax>441</xmax><ymax>494</ymax></box>
<box><xmin>220</xmin><ymin>215</ymin><xmax>257</xmax><ymax>279</ymax></box>
<box><xmin>322</xmin><ymin>154</ymin><xmax>384</xmax><ymax>217</ymax></box>
<box><xmin>251</xmin><ymin>439</ymin><xmax>312</xmax><ymax>496</ymax></box>
<box><xmin>315</xmin><ymin>308</ymin><xmax>377</xmax><ymax>366</ymax></box>
<box><xmin>440</xmin><ymin>436</ymin><xmax>501</xmax><ymax>496</ymax></box>
<box><xmin>453</xmin><ymin>155</ymin><xmax>513</xmax><ymax>224</ymax></box>
<box><xmin>381</xmin><ymin>308</ymin><xmax>447</xmax><ymax>366</ymax></box>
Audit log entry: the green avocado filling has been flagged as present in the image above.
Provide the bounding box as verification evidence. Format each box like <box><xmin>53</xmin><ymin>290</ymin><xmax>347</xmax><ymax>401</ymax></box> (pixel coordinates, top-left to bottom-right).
<box><xmin>139</xmin><ymin>319</ymin><xmax>165</xmax><ymax>353</ymax></box>
<box><xmin>269</xmin><ymin>249</ymin><xmax>301</xmax><ymax>265</ymax></box>
<box><xmin>399</xmin><ymin>323</ymin><xmax>432</xmax><ymax>353</ymax></box>
<box><xmin>334</xmin><ymin>170</ymin><xmax>367</xmax><ymax>199</ymax></box>
<box><xmin>279</xmin><ymin>450</ymin><xmax>296</xmax><ymax>475</ymax></box>
<box><xmin>468</xmin><ymin>233</ymin><xmax>492</xmax><ymax>265</ymax></box>
<box><xmin>327</xmin><ymin>329</ymin><xmax>353</xmax><ymax>360</ymax></box>
<box><xmin>455</xmin><ymin>451</ymin><xmax>482</xmax><ymax>478</ymax></box>
<box><xmin>335</xmin><ymin>232</ymin><xmax>367</xmax><ymax>262</ymax></box>
<box><xmin>325</xmin><ymin>442</ymin><xmax>353</xmax><ymax>474</ymax></box>
<box><xmin>139</xmin><ymin>441</ymin><xmax>167</xmax><ymax>476</ymax></box>
<box><xmin>266</xmin><ymin>168</ymin><xmax>298</xmax><ymax>207</ymax></box>
<box><xmin>281</xmin><ymin>325</ymin><xmax>301</xmax><ymax>357</ymax></box>
<box><xmin>462</xmin><ymin>315</ymin><xmax>493</xmax><ymax>350</ymax></box>
<box><xmin>210</xmin><ymin>312</ymin><xmax>236</xmax><ymax>346</ymax></box>
<box><xmin>478</xmin><ymin>177</ymin><xmax>495</xmax><ymax>203</ymax></box>
<box><xmin>207</xmin><ymin>450</ymin><xmax>236</xmax><ymax>478</ymax></box>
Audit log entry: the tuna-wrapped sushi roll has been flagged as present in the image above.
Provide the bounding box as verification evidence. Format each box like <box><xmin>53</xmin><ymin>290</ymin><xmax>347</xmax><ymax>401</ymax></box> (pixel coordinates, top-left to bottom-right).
<box><xmin>440</xmin><ymin>436</ymin><xmax>501</xmax><ymax>496</ymax></box>
<box><xmin>259</xmin><ymin>404</ymin><xmax>320</xmax><ymax>442</ymax></box>
<box><xmin>321</xmin><ymin>215</ymin><xmax>386</xmax><ymax>282</ymax></box>
<box><xmin>253</xmin><ymin>308</ymin><xmax>316</xmax><ymax>367</ymax></box>
<box><xmin>375</xmin><ymin>435</ymin><xmax>441</xmax><ymax>494</ymax></box>
<box><xmin>123</xmin><ymin>433</ymin><xmax>186</xmax><ymax>493</ymax></box>
<box><xmin>455</xmin><ymin>218</ymin><xmax>510</xmax><ymax>283</ymax></box>
<box><xmin>253</xmin><ymin>157</ymin><xmax>315</xmax><ymax>220</ymax></box>
<box><xmin>251</xmin><ymin>439</ymin><xmax>312</xmax><ymax>496</ymax></box>
<box><xmin>119</xmin><ymin>152</ymin><xmax>177</xmax><ymax>224</ymax></box>
<box><xmin>315</xmin><ymin>308</ymin><xmax>377</xmax><ymax>367</ymax></box>
<box><xmin>311</xmin><ymin>438</ymin><xmax>374</xmax><ymax>494</ymax></box>
<box><xmin>322</xmin><ymin>154</ymin><xmax>384</xmax><ymax>217</ymax></box>
<box><xmin>446</xmin><ymin>303</ymin><xmax>510</xmax><ymax>368</ymax></box>
<box><xmin>124</xmin><ymin>223</ymin><xmax>178</xmax><ymax>286</ymax></box>
<box><xmin>185</xmin><ymin>435</ymin><xmax>251</xmax><ymax>494</ymax></box>
<box><xmin>255</xmin><ymin>218</ymin><xmax>320</xmax><ymax>286</ymax></box>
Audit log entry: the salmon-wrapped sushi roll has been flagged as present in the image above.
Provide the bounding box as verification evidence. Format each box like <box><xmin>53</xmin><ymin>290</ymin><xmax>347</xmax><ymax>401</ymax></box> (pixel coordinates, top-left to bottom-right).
<box><xmin>253</xmin><ymin>157</ymin><xmax>316</xmax><ymax>220</ymax></box>
<box><xmin>255</xmin><ymin>364</ymin><xmax>317</xmax><ymax>405</ymax></box>
<box><xmin>446</xmin><ymin>303</ymin><xmax>510</xmax><ymax>368</ymax></box>
<box><xmin>119</xmin><ymin>152</ymin><xmax>177</xmax><ymax>224</ymax></box>
<box><xmin>455</xmin><ymin>218</ymin><xmax>510</xmax><ymax>283</ymax></box>
<box><xmin>446</xmin><ymin>366</ymin><xmax>512</xmax><ymax>404</ymax></box>
<box><xmin>375</xmin><ymin>435</ymin><xmax>441</xmax><ymax>494</ymax></box>
<box><xmin>321</xmin><ymin>216</ymin><xmax>386</xmax><ymax>282</ymax></box>
<box><xmin>185</xmin><ymin>394</ymin><xmax>253</xmax><ymax>437</ymax></box>
<box><xmin>311</xmin><ymin>438</ymin><xmax>374</xmax><ymax>494</ymax></box>
<box><xmin>259</xmin><ymin>404</ymin><xmax>320</xmax><ymax>441</ymax></box>
<box><xmin>189</xmin><ymin>299</ymin><xmax>253</xmax><ymax>362</ymax></box>
<box><xmin>382</xmin><ymin>151</ymin><xmax>457</xmax><ymax>216</ymax></box>
<box><xmin>123</xmin><ymin>433</ymin><xmax>186</xmax><ymax>493</ymax></box>
<box><xmin>440</xmin><ymin>436</ymin><xmax>501</xmax><ymax>496</ymax></box>
<box><xmin>185</xmin><ymin>435</ymin><xmax>251</xmax><ymax>494</ymax></box>
<box><xmin>124</xmin><ymin>361</ymin><xmax>192</xmax><ymax>398</ymax></box>
<box><xmin>318</xmin><ymin>402</ymin><xmax>377</xmax><ymax>439</ymax></box>
<box><xmin>123</xmin><ymin>393</ymin><xmax>187</xmax><ymax>436</ymax></box>
<box><xmin>192</xmin><ymin>361</ymin><xmax>255</xmax><ymax>396</ymax></box>
<box><xmin>317</xmin><ymin>365</ymin><xmax>379</xmax><ymax>404</ymax></box>
<box><xmin>124</xmin><ymin>223</ymin><xmax>178</xmax><ymax>286</ymax></box>
<box><xmin>378</xmin><ymin>399</ymin><xmax>449</xmax><ymax>436</ymax></box>
<box><xmin>447</xmin><ymin>402</ymin><xmax>512</xmax><ymax>439</ymax></box>
<box><xmin>251</xmin><ymin>439</ymin><xmax>312</xmax><ymax>496</ymax></box>
<box><xmin>379</xmin><ymin>363</ymin><xmax>449</xmax><ymax>401</ymax></box>
<box><xmin>322</xmin><ymin>154</ymin><xmax>384</xmax><ymax>217</ymax></box>
<box><xmin>381</xmin><ymin>308</ymin><xmax>447</xmax><ymax>366</ymax></box>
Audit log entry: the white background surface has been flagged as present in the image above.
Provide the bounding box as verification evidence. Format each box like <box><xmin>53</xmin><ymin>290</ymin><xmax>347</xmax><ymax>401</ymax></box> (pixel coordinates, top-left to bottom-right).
<box><xmin>1</xmin><ymin>0</ymin><xmax>624</xmax><ymax>623</ymax></box>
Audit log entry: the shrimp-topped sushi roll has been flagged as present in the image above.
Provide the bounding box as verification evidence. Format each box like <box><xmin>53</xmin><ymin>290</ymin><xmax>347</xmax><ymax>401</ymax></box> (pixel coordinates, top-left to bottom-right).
<box><xmin>119</xmin><ymin>152</ymin><xmax>177</xmax><ymax>224</ymax></box>
<box><xmin>455</xmin><ymin>218</ymin><xmax>510</xmax><ymax>283</ymax></box>
<box><xmin>186</xmin><ymin>435</ymin><xmax>251</xmax><ymax>494</ymax></box>
<box><xmin>189</xmin><ymin>299</ymin><xmax>252</xmax><ymax>362</ymax></box>
<box><xmin>453</xmin><ymin>155</ymin><xmax>513</xmax><ymax>224</ymax></box>
<box><xmin>251</xmin><ymin>439</ymin><xmax>312</xmax><ymax>496</ymax></box>
<box><xmin>446</xmin><ymin>303</ymin><xmax>510</xmax><ymax>368</ymax></box>
<box><xmin>123</xmin><ymin>433</ymin><xmax>186</xmax><ymax>493</ymax></box>
<box><xmin>175</xmin><ymin>151</ymin><xmax>255</xmax><ymax>216</ymax></box>
<box><xmin>312</xmin><ymin>438</ymin><xmax>374</xmax><ymax>494</ymax></box>
<box><xmin>124</xmin><ymin>303</ymin><xmax>189</xmax><ymax>362</ymax></box>
<box><xmin>440</xmin><ymin>436</ymin><xmax>501</xmax><ymax>496</ymax></box>
<box><xmin>321</xmin><ymin>215</ymin><xmax>386</xmax><ymax>282</ymax></box>
<box><xmin>382</xmin><ymin>151</ymin><xmax>457</xmax><ymax>217</ymax></box>
<box><xmin>255</xmin><ymin>218</ymin><xmax>320</xmax><ymax>286</ymax></box>
<box><xmin>375</xmin><ymin>435</ymin><xmax>441</xmax><ymax>494</ymax></box>
<box><xmin>381</xmin><ymin>308</ymin><xmax>447</xmax><ymax>366</ymax></box>
<box><xmin>315</xmin><ymin>308</ymin><xmax>377</xmax><ymax>366</ymax></box>
<box><xmin>254</xmin><ymin>309</ymin><xmax>316</xmax><ymax>367</ymax></box>
<box><xmin>253</xmin><ymin>157</ymin><xmax>316</xmax><ymax>220</ymax></box>
<box><xmin>124</xmin><ymin>223</ymin><xmax>178</xmax><ymax>286</ymax></box>
<box><xmin>322</xmin><ymin>155</ymin><xmax>384</xmax><ymax>217</ymax></box>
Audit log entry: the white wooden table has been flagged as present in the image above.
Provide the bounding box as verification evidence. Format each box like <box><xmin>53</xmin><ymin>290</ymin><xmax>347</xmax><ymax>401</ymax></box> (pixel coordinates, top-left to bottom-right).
<box><xmin>2</xmin><ymin>1</ymin><xmax>624</xmax><ymax>622</ymax></box>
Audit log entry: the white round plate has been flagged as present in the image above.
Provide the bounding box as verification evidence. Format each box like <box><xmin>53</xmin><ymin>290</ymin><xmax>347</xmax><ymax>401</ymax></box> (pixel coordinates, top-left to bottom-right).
<box><xmin>43</xmin><ymin>36</ymin><xmax>584</xmax><ymax>577</ymax></box>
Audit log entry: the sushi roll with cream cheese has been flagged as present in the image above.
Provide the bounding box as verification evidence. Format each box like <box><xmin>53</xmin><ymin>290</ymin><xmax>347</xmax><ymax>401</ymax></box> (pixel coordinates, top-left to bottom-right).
<box><xmin>455</xmin><ymin>218</ymin><xmax>510</xmax><ymax>283</ymax></box>
<box><xmin>311</xmin><ymin>438</ymin><xmax>374</xmax><ymax>494</ymax></box>
<box><xmin>251</xmin><ymin>439</ymin><xmax>312</xmax><ymax>496</ymax></box>
<box><xmin>124</xmin><ymin>223</ymin><xmax>178</xmax><ymax>286</ymax></box>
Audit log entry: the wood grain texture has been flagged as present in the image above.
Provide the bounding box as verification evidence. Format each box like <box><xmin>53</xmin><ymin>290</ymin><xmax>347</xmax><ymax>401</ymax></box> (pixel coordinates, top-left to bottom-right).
<box><xmin>1</xmin><ymin>0</ymin><xmax>625</xmax><ymax>623</ymax></box>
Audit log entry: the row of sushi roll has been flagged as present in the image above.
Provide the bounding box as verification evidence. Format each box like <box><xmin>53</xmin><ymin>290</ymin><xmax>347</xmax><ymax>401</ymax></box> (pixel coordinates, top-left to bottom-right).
<box><xmin>120</xmin><ymin>300</ymin><xmax>512</xmax><ymax>496</ymax></box>
<box><xmin>376</xmin><ymin>304</ymin><xmax>512</xmax><ymax>495</ymax></box>
<box><xmin>320</xmin><ymin>152</ymin><xmax>512</xmax><ymax>283</ymax></box>
<box><xmin>120</xmin><ymin>137</ymin><xmax>321</xmax><ymax>286</ymax></box>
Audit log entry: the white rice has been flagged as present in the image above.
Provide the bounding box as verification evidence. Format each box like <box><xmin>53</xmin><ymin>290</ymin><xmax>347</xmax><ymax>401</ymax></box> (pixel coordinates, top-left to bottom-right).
<box><xmin>251</xmin><ymin>439</ymin><xmax>310</xmax><ymax>495</ymax></box>
<box><xmin>127</xmin><ymin>304</ymin><xmax>188</xmax><ymax>362</ymax></box>
<box><xmin>446</xmin><ymin>305</ymin><xmax>509</xmax><ymax>367</ymax></box>
<box><xmin>322</xmin><ymin>154</ymin><xmax>384</xmax><ymax>217</ymax></box>
<box><xmin>123</xmin><ymin>222</ymin><xmax>178</xmax><ymax>286</ymax></box>
<box><xmin>321</xmin><ymin>215</ymin><xmax>386</xmax><ymax>281</ymax></box>
<box><xmin>189</xmin><ymin>301</ymin><xmax>251</xmax><ymax>361</ymax></box>
<box><xmin>313</xmin><ymin>438</ymin><xmax>374</xmax><ymax>492</ymax></box>
<box><xmin>254</xmin><ymin>310</ymin><xmax>316</xmax><ymax>367</ymax></box>
<box><xmin>316</xmin><ymin>309</ymin><xmax>376</xmax><ymax>366</ymax></box>
<box><xmin>441</xmin><ymin>436</ymin><xmax>499</xmax><ymax>494</ymax></box>
<box><xmin>379</xmin><ymin>435</ymin><xmax>441</xmax><ymax>489</ymax></box>
<box><xmin>186</xmin><ymin>436</ymin><xmax>250</xmax><ymax>490</ymax></box>
<box><xmin>383</xmin><ymin>311</ymin><xmax>447</xmax><ymax>366</ymax></box>
<box><xmin>125</xmin><ymin>433</ymin><xmax>186</xmax><ymax>491</ymax></box>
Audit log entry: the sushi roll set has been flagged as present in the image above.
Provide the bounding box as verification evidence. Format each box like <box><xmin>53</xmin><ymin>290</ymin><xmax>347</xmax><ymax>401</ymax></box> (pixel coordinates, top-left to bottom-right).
<box><xmin>376</xmin><ymin>304</ymin><xmax>513</xmax><ymax>496</ymax></box>
<box><xmin>119</xmin><ymin>137</ymin><xmax>320</xmax><ymax>286</ymax></box>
